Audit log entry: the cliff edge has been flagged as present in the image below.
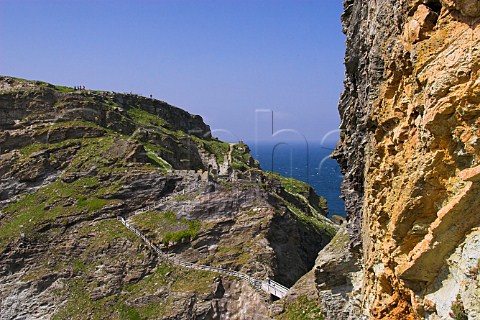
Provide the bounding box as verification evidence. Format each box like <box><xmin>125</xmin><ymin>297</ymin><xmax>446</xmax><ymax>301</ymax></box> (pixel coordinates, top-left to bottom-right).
<box><xmin>339</xmin><ymin>0</ymin><xmax>480</xmax><ymax>318</ymax></box>
<box><xmin>279</xmin><ymin>1</ymin><xmax>479</xmax><ymax>319</ymax></box>
<box><xmin>0</xmin><ymin>76</ymin><xmax>337</xmax><ymax>319</ymax></box>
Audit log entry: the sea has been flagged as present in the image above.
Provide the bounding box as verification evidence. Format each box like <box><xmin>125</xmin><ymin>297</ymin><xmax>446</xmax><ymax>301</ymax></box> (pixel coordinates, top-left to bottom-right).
<box><xmin>248</xmin><ymin>141</ymin><xmax>346</xmax><ymax>217</ymax></box>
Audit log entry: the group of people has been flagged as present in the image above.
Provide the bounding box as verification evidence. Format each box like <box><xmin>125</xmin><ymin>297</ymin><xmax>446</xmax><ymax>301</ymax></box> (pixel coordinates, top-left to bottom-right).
<box><xmin>74</xmin><ymin>85</ymin><xmax>86</xmax><ymax>90</ymax></box>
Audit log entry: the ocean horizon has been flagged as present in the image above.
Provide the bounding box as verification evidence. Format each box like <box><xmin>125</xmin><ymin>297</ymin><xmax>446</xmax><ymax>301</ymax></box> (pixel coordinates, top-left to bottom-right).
<box><xmin>247</xmin><ymin>141</ymin><xmax>346</xmax><ymax>217</ymax></box>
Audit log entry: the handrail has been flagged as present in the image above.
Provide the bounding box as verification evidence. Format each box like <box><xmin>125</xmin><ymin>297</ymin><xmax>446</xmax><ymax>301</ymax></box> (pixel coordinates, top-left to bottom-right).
<box><xmin>117</xmin><ymin>216</ymin><xmax>289</xmax><ymax>298</ymax></box>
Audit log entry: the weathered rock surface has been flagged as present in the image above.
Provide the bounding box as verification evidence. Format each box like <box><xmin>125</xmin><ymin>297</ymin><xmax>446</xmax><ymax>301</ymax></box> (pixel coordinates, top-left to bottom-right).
<box><xmin>0</xmin><ymin>77</ymin><xmax>337</xmax><ymax>319</ymax></box>
<box><xmin>311</xmin><ymin>0</ymin><xmax>480</xmax><ymax>319</ymax></box>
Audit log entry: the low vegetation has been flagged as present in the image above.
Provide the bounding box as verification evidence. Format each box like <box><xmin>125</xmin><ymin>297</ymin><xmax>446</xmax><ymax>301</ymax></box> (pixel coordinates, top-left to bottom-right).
<box><xmin>130</xmin><ymin>211</ymin><xmax>200</xmax><ymax>245</ymax></box>
<box><xmin>279</xmin><ymin>295</ymin><xmax>324</xmax><ymax>320</ymax></box>
<box><xmin>53</xmin><ymin>259</ymin><xmax>216</xmax><ymax>319</ymax></box>
<box><xmin>450</xmin><ymin>294</ymin><xmax>468</xmax><ymax>320</ymax></box>
<box><xmin>127</xmin><ymin>107</ymin><xmax>168</xmax><ymax>128</ymax></box>
<box><xmin>264</xmin><ymin>171</ymin><xmax>336</xmax><ymax>237</ymax></box>
<box><xmin>213</xmin><ymin>244</ymin><xmax>252</xmax><ymax>267</ymax></box>
<box><xmin>231</xmin><ymin>143</ymin><xmax>253</xmax><ymax>171</ymax></box>
<box><xmin>192</xmin><ymin>136</ymin><xmax>229</xmax><ymax>164</ymax></box>
<box><xmin>1</xmin><ymin>77</ymin><xmax>341</xmax><ymax>319</ymax></box>
<box><xmin>284</xmin><ymin>201</ymin><xmax>337</xmax><ymax>238</ymax></box>
<box><xmin>144</xmin><ymin>145</ymin><xmax>172</xmax><ymax>171</ymax></box>
<box><xmin>278</xmin><ymin>175</ymin><xmax>311</xmax><ymax>195</ymax></box>
<box><xmin>0</xmin><ymin>176</ymin><xmax>116</xmax><ymax>251</ymax></box>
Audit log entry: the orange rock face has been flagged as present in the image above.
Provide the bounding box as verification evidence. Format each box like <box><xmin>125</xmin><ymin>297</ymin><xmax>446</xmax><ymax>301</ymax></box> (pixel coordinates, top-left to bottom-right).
<box><xmin>363</xmin><ymin>2</ymin><xmax>480</xmax><ymax>318</ymax></box>
<box><xmin>336</xmin><ymin>0</ymin><xmax>480</xmax><ymax>318</ymax></box>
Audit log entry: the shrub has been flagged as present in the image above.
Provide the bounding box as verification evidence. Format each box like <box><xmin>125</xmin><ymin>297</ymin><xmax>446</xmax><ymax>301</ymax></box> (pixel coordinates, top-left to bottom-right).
<box><xmin>162</xmin><ymin>220</ymin><xmax>200</xmax><ymax>245</ymax></box>
<box><xmin>450</xmin><ymin>294</ymin><xmax>468</xmax><ymax>320</ymax></box>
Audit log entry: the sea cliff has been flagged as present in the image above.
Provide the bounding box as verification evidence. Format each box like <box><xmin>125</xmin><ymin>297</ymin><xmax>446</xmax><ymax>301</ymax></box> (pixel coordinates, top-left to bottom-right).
<box><xmin>284</xmin><ymin>1</ymin><xmax>480</xmax><ymax>319</ymax></box>
<box><xmin>0</xmin><ymin>76</ymin><xmax>337</xmax><ymax>319</ymax></box>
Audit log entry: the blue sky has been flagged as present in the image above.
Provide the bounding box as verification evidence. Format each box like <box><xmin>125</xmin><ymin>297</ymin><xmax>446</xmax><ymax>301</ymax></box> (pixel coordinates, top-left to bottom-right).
<box><xmin>0</xmin><ymin>0</ymin><xmax>345</xmax><ymax>144</ymax></box>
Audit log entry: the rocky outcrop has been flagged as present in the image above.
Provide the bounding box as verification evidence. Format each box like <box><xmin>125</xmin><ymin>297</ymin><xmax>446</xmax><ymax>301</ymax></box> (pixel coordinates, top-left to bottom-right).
<box><xmin>0</xmin><ymin>77</ymin><xmax>337</xmax><ymax>319</ymax></box>
<box><xmin>277</xmin><ymin>227</ymin><xmax>363</xmax><ymax>319</ymax></box>
<box><xmin>327</xmin><ymin>0</ymin><xmax>480</xmax><ymax>319</ymax></box>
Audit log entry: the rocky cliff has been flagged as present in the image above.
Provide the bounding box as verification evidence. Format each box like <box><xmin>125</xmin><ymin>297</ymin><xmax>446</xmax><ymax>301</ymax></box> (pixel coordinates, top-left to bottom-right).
<box><xmin>284</xmin><ymin>0</ymin><xmax>480</xmax><ymax>319</ymax></box>
<box><xmin>0</xmin><ymin>76</ymin><xmax>338</xmax><ymax>319</ymax></box>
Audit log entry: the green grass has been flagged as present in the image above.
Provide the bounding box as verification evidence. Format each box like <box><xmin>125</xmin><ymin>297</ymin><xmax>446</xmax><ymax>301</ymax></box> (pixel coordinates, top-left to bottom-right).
<box><xmin>144</xmin><ymin>146</ymin><xmax>172</xmax><ymax>171</ymax></box>
<box><xmin>124</xmin><ymin>263</ymin><xmax>174</xmax><ymax>294</ymax></box>
<box><xmin>19</xmin><ymin>142</ymin><xmax>51</xmax><ymax>157</ymax></box>
<box><xmin>265</xmin><ymin>171</ymin><xmax>310</xmax><ymax>195</ymax></box>
<box><xmin>52</xmin><ymin>277</ymin><xmax>146</xmax><ymax>320</ymax></box>
<box><xmin>0</xmin><ymin>176</ymin><xmax>111</xmax><ymax>250</ymax></box>
<box><xmin>119</xmin><ymin>307</ymin><xmax>142</xmax><ymax>320</ymax></box>
<box><xmin>122</xmin><ymin>263</ymin><xmax>216</xmax><ymax>316</ymax></box>
<box><xmin>32</xmin><ymin>80</ymin><xmax>74</xmax><ymax>93</ymax></box>
<box><xmin>67</xmin><ymin>136</ymin><xmax>118</xmax><ymax>170</ymax></box>
<box><xmin>167</xmin><ymin>190</ymin><xmax>201</xmax><ymax>203</ymax></box>
<box><xmin>265</xmin><ymin>171</ymin><xmax>329</xmax><ymax>216</ymax></box>
<box><xmin>131</xmin><ymin>210</ymin><xmax>176</xmax><ymax>227</ymax></box>
<box><xmin>231</xmin><ymin>143</ymin><xmax>253</xmax><ymax>171</ymax></box>
<box><xmin>51</xmin><ymin>278</ymin><xmax>97</xmax><ymax>319</ymax></box>
<box><xmin>327</xmin><ymin>228</ymin><xmax>349</xmax><ymax>252</ymax></box>
<box><xmin>53</xmin><ymin>85</ymin><xmax>75</xmax><ymax>93</ymax></box>
<box><xmin>287</xmin><ymin>203</ymin><xmax>337</xmax><ymax>238</ymax></box>
<box><xmin>170</xmin><ymin>268</ymin><xmax>216</xmax><ymax>294</ymax></box>
<box><xmin>216</xmin><ymin>245</ymin><xmax>243</xmax><ymax>255</ymax></box>
<box><xmin>451</xmin><ymin>294</ymin><xmax>468</xmax><ymax>320</ymax></box>
<box><xmin>126</xmin><ymin>107</ymin><xmax>201</xmax><ymax>155</ymax></box>
<box><xmin>1</xmin><ymin>132</ymin><xmax>166</xmax><ymax>251</ymax></box>
<box><xmin>33</xmin><ymin>124</ymin><xmax>173</xmax><ymax>177</ymax></box>
<box><xmin>79</xmin><ymin>219</ymin><xmax>141</xmax><ymax>251</ymax></box>
<box><xmin>213</xmin><ymin>244</ymin><xmax>252</xmax><ymax>267</ymax></box>
<box><xmin>34</xmin><ymin>119</ymin><xmax>104</xmax><ymax>134</ymax></box>
<box><xmin>72</xmin><ymin>258</ymin><xmax>87</xmax><ymax>274</ymax></box>
<box><xmin>77</xmin><ymin>196</ymin><xmax>107</xmax><ymax>212</ymax></box>
<box><xmin>0</xmin><ymin>193</ymin><xmax>48</xmax><ymax>250</ymax></box>
<box><xmin>130</xmin><ymin>211</ymin><xmax>200</xmax><ymax>245</ymax></box>
<box><xmin>127</xmin><ymin>107</ymin><xmax>168</xmax><ymax>128</ymax></box>
<box><xmin>18</xmin><ymin>121</ymin><xmax>103</xmax><ymax>157</ymax></box>
<box><xmin>162</xmin><ymin>220</ymin><xmax>200</xmax><ymax>245</ymax></box>
<box><xmin>53</xmin><ymin>258</ymin><xmax>217</xmax><ymax>319</ymax></box>
<box><xmin>279</xmin><ymin>296</ymin><xmax>324</xmax><ymax>320</ymax></box>
<box><xmin>51</xmin><ymin>220</ymin><xmax>150</xmax><ymax>318</ymax></box>
<box><xmin>264</xmin><ymin>171</ymin><xmax>335</xmax><ymax>236</ymax></box>
<box><xmin>318</xmin><ymin>197</ymin><xmax>328</xmax><ymax>212</ymax></box>
<box><xmin>203</xmin><ymin>139</ymin><xmax>230</xmax><ymax>164</ymax></box>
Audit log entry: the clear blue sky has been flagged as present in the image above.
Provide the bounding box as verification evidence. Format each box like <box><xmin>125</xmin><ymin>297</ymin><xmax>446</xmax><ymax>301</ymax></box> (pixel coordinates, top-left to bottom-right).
<box><xmin>0</xmin><ymin>0</ymin><xmax>345</xmax><ymax>144</ymax></box>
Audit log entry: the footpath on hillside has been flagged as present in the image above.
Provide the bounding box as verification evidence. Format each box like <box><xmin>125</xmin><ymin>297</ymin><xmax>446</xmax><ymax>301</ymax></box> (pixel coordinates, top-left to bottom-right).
<box><xmin>117</xmin><ymin>216</ymin><xmax>289</xmax><ymax>299</ymax></box>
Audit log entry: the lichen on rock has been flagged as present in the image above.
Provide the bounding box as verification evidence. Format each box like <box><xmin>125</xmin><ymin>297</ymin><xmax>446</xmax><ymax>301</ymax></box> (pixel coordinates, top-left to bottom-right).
<box><xmin>0</xmin><ymin>76</ymin><xmax>337</xmax><ymax>319</ymax></box>
<box><xmin>324</xmin><ymin>0</ymin><xmax>480</xmax><ymax>319</ymax></box>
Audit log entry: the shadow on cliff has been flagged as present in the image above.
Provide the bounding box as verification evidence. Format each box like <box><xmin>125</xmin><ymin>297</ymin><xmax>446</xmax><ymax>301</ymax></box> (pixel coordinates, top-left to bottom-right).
<box><xmin>266</xmin><ymin>195</ymin><xmax>332</xmax><ymax>287</ymax></box>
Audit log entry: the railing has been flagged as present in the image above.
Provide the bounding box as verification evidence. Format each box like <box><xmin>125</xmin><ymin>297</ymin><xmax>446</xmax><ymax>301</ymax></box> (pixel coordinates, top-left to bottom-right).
<box><xmin>117</xmin><ymin>216</ymin><xmax>289</xmax><ymax>298</ymax></box>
